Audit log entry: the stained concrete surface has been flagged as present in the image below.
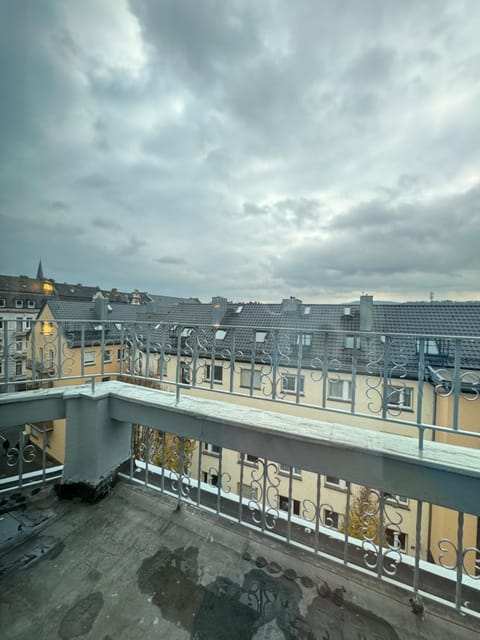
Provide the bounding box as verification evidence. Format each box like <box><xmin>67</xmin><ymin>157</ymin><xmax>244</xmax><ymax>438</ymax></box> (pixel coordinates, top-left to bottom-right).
<box><xmin>0</xmin><ymin>481</ymin><xmax>478</xmax><ymax>640</ymax></box>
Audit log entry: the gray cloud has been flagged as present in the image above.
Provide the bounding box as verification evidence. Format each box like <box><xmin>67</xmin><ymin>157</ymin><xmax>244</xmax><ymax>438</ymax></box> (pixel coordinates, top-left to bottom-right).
<box><xmin>1</xmin><ymin>1</ymin><xmax>479</xmax><ymax>302</ymax></box>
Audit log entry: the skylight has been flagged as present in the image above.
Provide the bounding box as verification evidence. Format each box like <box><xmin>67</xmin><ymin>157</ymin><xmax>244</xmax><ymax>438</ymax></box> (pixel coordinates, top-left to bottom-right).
<box><xmin>215</xmin><ymin>329</ymin><xmax>227</xmax><ymax>340</ymax></box>
<box><xmin>181</xmin><ymin>327</ymin><xmax>193</xmax><ymax>338</ymax></box>
<box><xmin>235</xmin><ymin>305</ymin><xmax>243</xmax><ymax>313</ymax></box>
<box><xmin>303</xmin><ymin>306</ymin><xmax>311</xmax><ymax>315</ymax></box>
<box><xmin>255</xmin><ymin>331</ymin><xmax>267</xmax><ymax>343</ymax></box>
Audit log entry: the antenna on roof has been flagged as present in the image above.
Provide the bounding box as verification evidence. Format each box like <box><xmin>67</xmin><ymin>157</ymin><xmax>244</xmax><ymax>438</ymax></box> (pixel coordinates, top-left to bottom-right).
<box><xmin>429</xmin><ymin>291</ymin><xmax>435</xmax><ymax>303</ymax></box>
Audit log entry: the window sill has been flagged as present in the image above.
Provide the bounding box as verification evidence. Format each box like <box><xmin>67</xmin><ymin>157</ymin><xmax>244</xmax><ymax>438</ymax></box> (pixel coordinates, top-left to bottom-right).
<box><xmin>327</xmin><ymin>396</ymin><xmax>352</xmax><ymax>404</ymax></box>
<box><xmin>324</xmin><ymin>483</ymin><xmax>347</xmax><ymax>492</ymax></box>
<box><xmin>278</xmin><ymin>470</ymin><xmax>302</xmax><ymax>480</ymax></box>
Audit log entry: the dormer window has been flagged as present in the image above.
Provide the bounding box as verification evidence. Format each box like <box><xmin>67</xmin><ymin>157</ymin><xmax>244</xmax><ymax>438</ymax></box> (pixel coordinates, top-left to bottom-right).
<box><xmin>415</xmin><ymin>339</ymin><xmax>439</xmax><ymax>355</ymax></box>
<box><xmin>296</xmin><ymin>333</ymin><xmax>312</xmax><ymax>346</ymax></box>
<box><xmin>27</xmin><ymin>300</ymin><xmax>35</xmax><ymax>309</ymax></box>
<box><xmin>0</xmin><ymin>299</ymin><xmax>5</xmax><ymax>307</ymax></box>
<box><xmin>15</xmin><ymin>299</ymin><xmax>23</xmax><ymax>308</ymax></box>
<box><xmin>345</xmin><ymin>335</ymin><xmax>360</xmax><ymax>349</ymax></box>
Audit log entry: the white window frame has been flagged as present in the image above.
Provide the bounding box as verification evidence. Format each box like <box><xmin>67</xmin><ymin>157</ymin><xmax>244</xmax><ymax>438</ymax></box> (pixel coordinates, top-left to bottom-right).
<box><xmin>324</xmin><ymin>509</ymin><xmax>344</xmax><ymax>530</ymax></box>
<box><xmin>384</xmin><ymin>492</ymin><xmax>409</xmax><ymax>507</ymax></box>
<box><xmin>279</xmin><ymin>463</ymin><xmax>301</xmax><ymax>477</ymax></box>
<box><xmin>279</xmin><ymin>494</ymin><xmax>300</xmax><ymax>516</ymax></box>
<box><xmin>16</xmin><ymin>339</ymin><xmax>23</xmax><ymax>352</ymax></box>
<box><xmin>325</xmin><ymin>476</ymin><xmax>347</xmax><ymax>490</ymax></box>
<box><xmin>296</xmin><ymin>333</ymin><xmax>312</xmax><ymax>346</ymax></box>
<box><xmin>240</xmin><ymin>452</ymin><xmax>258</xmax><ymax>466</ymax></box>
<box><xmin>255</xmin><ymin>331</ymin><xmax>267</xmax><ymax>343</ymax></box>
<box><xmin>103</xmin><ymin>349</ymin><xmax>112</xmax><ymax>363</ymax></box>
<box><xmin>15</xmin><ymin>299</ymin><xmax>24</xmax><ymax>308</ymax></box>
<box><xmin>240</xmin><ymin>368</ymin><xmax>261</xmax><ymax>390</ymax></box>
<box><xmin>328</xmin><ymin>379</ymin><xmax>352</xmax><ymax>402</ymax></box>
<box><xmin>415</xmin><ymin>338</ymin><xmax>439</xmax><ymax>355</ymax></box>
<box><xmin>27</xmin><ymin>300</ymin><xmax>35</xmax><ymax>309</ymax></box>
<box><xmin>387</xmin><ymin>385</ymin><xmax>413</xmax><ymax>410</ymax></box>
<box><xmin>46</xmin><ymin>349</ymin><xmax>54</xmax><ymax>368</ymax></box>
<box><xmin>205</xmin><ymin>363</ymin><xmax>223</xmax><ymax>384</ymax></box>
<box><xmin>345</xmin><ymin>335</ymin><xmax>360</xmax><ymax>349</ymax></box>
<box><xmin>385</xmin><ymin>527</ymin><xmax>407</xmax><ymax>551</ymax></box>
<box><xmin>282</xmin><ymin>374</ymin><xmax>305</xmax><ymax>395</ymax></box>
<box><xmin>15</xmin><ymin>361</ymin><xmax>23</xmax><ymax>376</ymax></box>
<box><xmin>117</xmin><ymin>347</ymin><xmax>126</xmax><ymax>361</ymax></box>
<box><xmin>83</xmin><ymin>350</ymin><xmax>96</xmax><ymax>366</ymax></box>
<box><xmin>203</xmin><ymin>442</ymin><xmax>221</xmax><ymax>455</ymax></box>
<box><xmin>202</xmin><ymin>470</ymin><xmax>218</xmax><ymax>486</ymax></box>
<box><xmin>215</xmin><ymin>329</ymin><xmax>227</xmax><ymax>341</ymax></box>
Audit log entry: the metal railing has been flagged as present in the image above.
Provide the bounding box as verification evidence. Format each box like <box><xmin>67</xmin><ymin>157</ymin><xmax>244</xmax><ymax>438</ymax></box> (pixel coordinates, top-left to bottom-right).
<box><xmin>1</xmin><ymin>318</ymin><xmax>480</xmax><ymax>450</ymax></box>
<box><xmin>120</xmin><ymin>425</ymin><xmax>480</xmax><ymax>619</ymax></box>
<box><xmin>1</xmin><ymin>380</ymin><xmax>479</xmax><ymax>620</ymax></box>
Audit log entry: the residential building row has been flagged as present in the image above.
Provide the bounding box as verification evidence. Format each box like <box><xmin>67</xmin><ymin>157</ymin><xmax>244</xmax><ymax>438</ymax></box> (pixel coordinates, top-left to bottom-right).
<box><xmin>22</xmin><ymin>291</ymin><xmax>480</xmax><ymax>574</ymax></box>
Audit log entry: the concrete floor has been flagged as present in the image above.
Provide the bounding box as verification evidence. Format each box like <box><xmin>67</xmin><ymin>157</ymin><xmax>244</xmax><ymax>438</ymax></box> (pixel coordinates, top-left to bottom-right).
<box><xmin>1</xmin><ymin>480</ymin><xmax>478</xmax><ymax>640</ymax></box>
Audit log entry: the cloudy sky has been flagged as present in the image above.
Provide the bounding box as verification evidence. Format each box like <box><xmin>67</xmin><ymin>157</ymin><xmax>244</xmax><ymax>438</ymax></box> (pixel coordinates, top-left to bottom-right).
<box><xmin>1</xmin><ymin>1</ymin><xmax>479</xmax><ymax>303</ymax></box>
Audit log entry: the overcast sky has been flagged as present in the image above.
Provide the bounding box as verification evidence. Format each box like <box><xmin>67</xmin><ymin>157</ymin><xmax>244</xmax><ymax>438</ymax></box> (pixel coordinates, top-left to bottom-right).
<box><xmin>1</xmin><ymin>1</ymin><xmax>479</xmax><ymax>303</ymax></box>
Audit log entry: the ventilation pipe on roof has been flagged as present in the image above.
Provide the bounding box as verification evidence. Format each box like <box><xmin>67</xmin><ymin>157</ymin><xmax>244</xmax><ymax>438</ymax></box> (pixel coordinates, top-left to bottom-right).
<box><xmin>281</xmin><ymin>296</ymin><xmax>302</xmax><ymax>312</ymax></box>
<box><xmin>93</xmin><ymin>291</ymin><xmax>108</xmax><ymax>322</ymax></box>
<box><xmin>212</xmin><ymin>296</ymin><xmax>228</xmax><ymax>326</ymax></box>
<box><xmin>360</xmin><ymin>294</ymin><xmax>373</xmax><ymax>331</ymax></box>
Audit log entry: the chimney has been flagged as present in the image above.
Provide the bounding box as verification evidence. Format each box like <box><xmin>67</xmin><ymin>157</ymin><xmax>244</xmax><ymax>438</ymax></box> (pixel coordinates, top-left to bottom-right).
<box><xmin>131</xmin><ymin>289</ymin><xmax>141</xmax><ymax>305</ymax></box>
<box><xmin>359</xmin><ymin>294</ymin><xmax>373</xmax><ymax>331</ymax></box>
<box><xmin>281</xmin><ymin>296</ymin><xmax>302</xmax><ymax>313</ymax></box>
<box><xmin>212</xmin><ymin>296</ymin><xmax>228</xmax><ymax>326</ymax></box>
<box><xmin>93</xmin><ymin>291</ymin><xmax>107</xmax><ymax>322</ymax></box>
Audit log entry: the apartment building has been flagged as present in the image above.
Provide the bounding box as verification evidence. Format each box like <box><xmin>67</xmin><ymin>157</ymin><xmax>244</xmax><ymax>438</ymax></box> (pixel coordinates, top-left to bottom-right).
<box><xmin>26</xmin><ymin>292</ymin><xmax>480</xmax><ymax>573</ymax></box>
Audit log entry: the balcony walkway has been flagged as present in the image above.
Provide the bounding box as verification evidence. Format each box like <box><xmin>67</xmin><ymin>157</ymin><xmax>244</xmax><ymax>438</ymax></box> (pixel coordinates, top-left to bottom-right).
<box><xmin>1</xmin><ymin>480</ymin><xmax>478</xmax><ymax>640</ymax></box>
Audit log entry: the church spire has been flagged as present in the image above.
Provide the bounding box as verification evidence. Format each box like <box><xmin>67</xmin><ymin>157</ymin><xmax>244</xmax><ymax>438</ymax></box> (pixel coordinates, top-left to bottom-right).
<box><xmin>36</xmin><ymin>259</ymin><xmax>44</xmax><ymax>280</ymax></box>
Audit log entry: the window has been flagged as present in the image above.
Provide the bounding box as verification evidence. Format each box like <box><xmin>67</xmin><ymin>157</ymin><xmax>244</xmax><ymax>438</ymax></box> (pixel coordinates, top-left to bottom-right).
<box><xmin>215</xmin><ymin>329</ymin><xmax>227</xmax><ymax>340</ymax></box>
<box><xmin>205</xmin><ymin>364</ymin><xmax>223</xmax><ymax>383</ymax></box>
<box><xmin>345</xmin><ymin>335</ymin><xmax>360</xmax><ymax>349</ymax></box>
<box><xmin>0</xmin><ymin>298</ymin><xmax>5</xmax><ymax>307</ymax></box>
<box><xmin>43</xmin><ymin>282</ymin><xmax>54</xmax><ymax>293</ymax></box>
<box><xmin>237</xmin><ymin>483</ymin><xmax>258</xmax><ymax>500</ymax></box>
<box><xmin>279</xmin><ymin>463</ymin><xmax>301</xmax><ymax>477</ymax></box>
<box><xmin>16</xmin><ymin>317</ymin><xmax>23</xmax><ymax>332</ymax></box>
<box><xmin>295</xmin><ymin>333</ymin><xmax>312</xmax><ymax>346</ymax></box>
<box><xmin>324</xmin><ymin>509</ymin><xmax>344</xmax><ymax>530</ymax></box>
<box><xmin>384</xmin><ymin>492</ymin><xmax>409</xmax><ymax>507</ymax></box>
<box><xmin>103</xmin><ymin>349</ymin><xmax>112</xmax><ymax>363</ymax></box>
<box><xmin>180</xmin><ymin>362</ymin><xmax>191</xmax><ymax>384</ymax></box>
<box><xmin>42</xmin><ymin>321</ymin><xmax>53</xmax><ymax>336</ymax></box>
<box><xmin>0</xmin><ymin>362</ymin><xmax>2</xmax><ymax>375</ymax></box>
<box><xmin>204</xmin><ymin>443</ymin><xmax>221</xmax><ymax>455</ymax></box>
<box><xmin>240</xmin><ymin>368</ymin><xmax>261</xmax><ymax>390</ymax></box>
<box><xmin>24</xmin><ymin>319</ymin><xmax>31</xmax><ymax>329</ymax></box>
<box><xmin>16</xmin><ymin>339</ymin><xmax>22</xmax><ymax>352</ymax></box>
<box><xmin>282</xmin><ymin>374</ymin><xmax>305</xmax><ymax>394</ymax></box>
<box><xmin>303</xmin><ymin>306</ymin><xmax>311</xmax><ymax>315</ymax></box>
<box><xmin>181</xmin><ymin>327</ymin><xmax>193</xmax><ymax>338</ymax></box>
<box><xmin>0</xmin><ymin>319</ymin><xmax>2</xmax><ymax>330</ymax></box>
<box><xmin>202</xmin><ymin>471</ymin><xmax>218</xmax><ymax>486</ymax></box>
<box><xmin>241</xmin><ymin>453</ymin><xmax>258</xmax><ymax>465</ymax></box>
<box><xmin>325</xmin><ymin>476</ymin><xmax>347</xmax><ymax>490</ymax></box>
<box><xmin>46</xmin><ymin>349</ymin><xmax>54</xmax><ymax>368</ymax></box>
<box><xmin>39</xmin><ymin>347</ymin><xmax>44</xmax><ymax>362</ymax></box>
<box><xmin>415</xmin><ymin>338</ymin><xmax>439</xmax><ymax>355</ymax></box>
<box><xmin>255</xmin><ymin>331</ymin><xmax>267</xmax><ymax>343</ymax></box>
<box><xmin>27</xmin><ymin>300</ymin><xmax>35</xmax><ymax>308</ymax></box>
<box><xmin>83</xmin><ymin>351</ymin><xmax>96</xmax><ymax>366</ymax></box>
<box><xmin>15</xmin><ymin>361</ymin><xmax>23</xmax><ymax>376</ymax></box>
<box><xmin>279</xmin><ymin>495</ymin><xmax>300</xmax><ymax>516</ymax></box>
<box><xmin>386</xmin><ymin>528</ymin><xmax>407</xmax><ymax>551</ymax></box>
<box><xmin>328</xmin><ymin>380</ymin><xmax>352</xmax><ymax>401</ymax></box>
<box><xmin>117</xmin><ymin>347</ymin><xmax>125</xmax><ymax>361</ymax></box>
<box><xmin>15</xmin><ymin>299</ymin><xmax>23</xmax><ymax>308</ymax></box>
<box><xmin>387</xmin><ymin>385</ymin><xmax>413</xmax><ymax>410</ymax></box>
